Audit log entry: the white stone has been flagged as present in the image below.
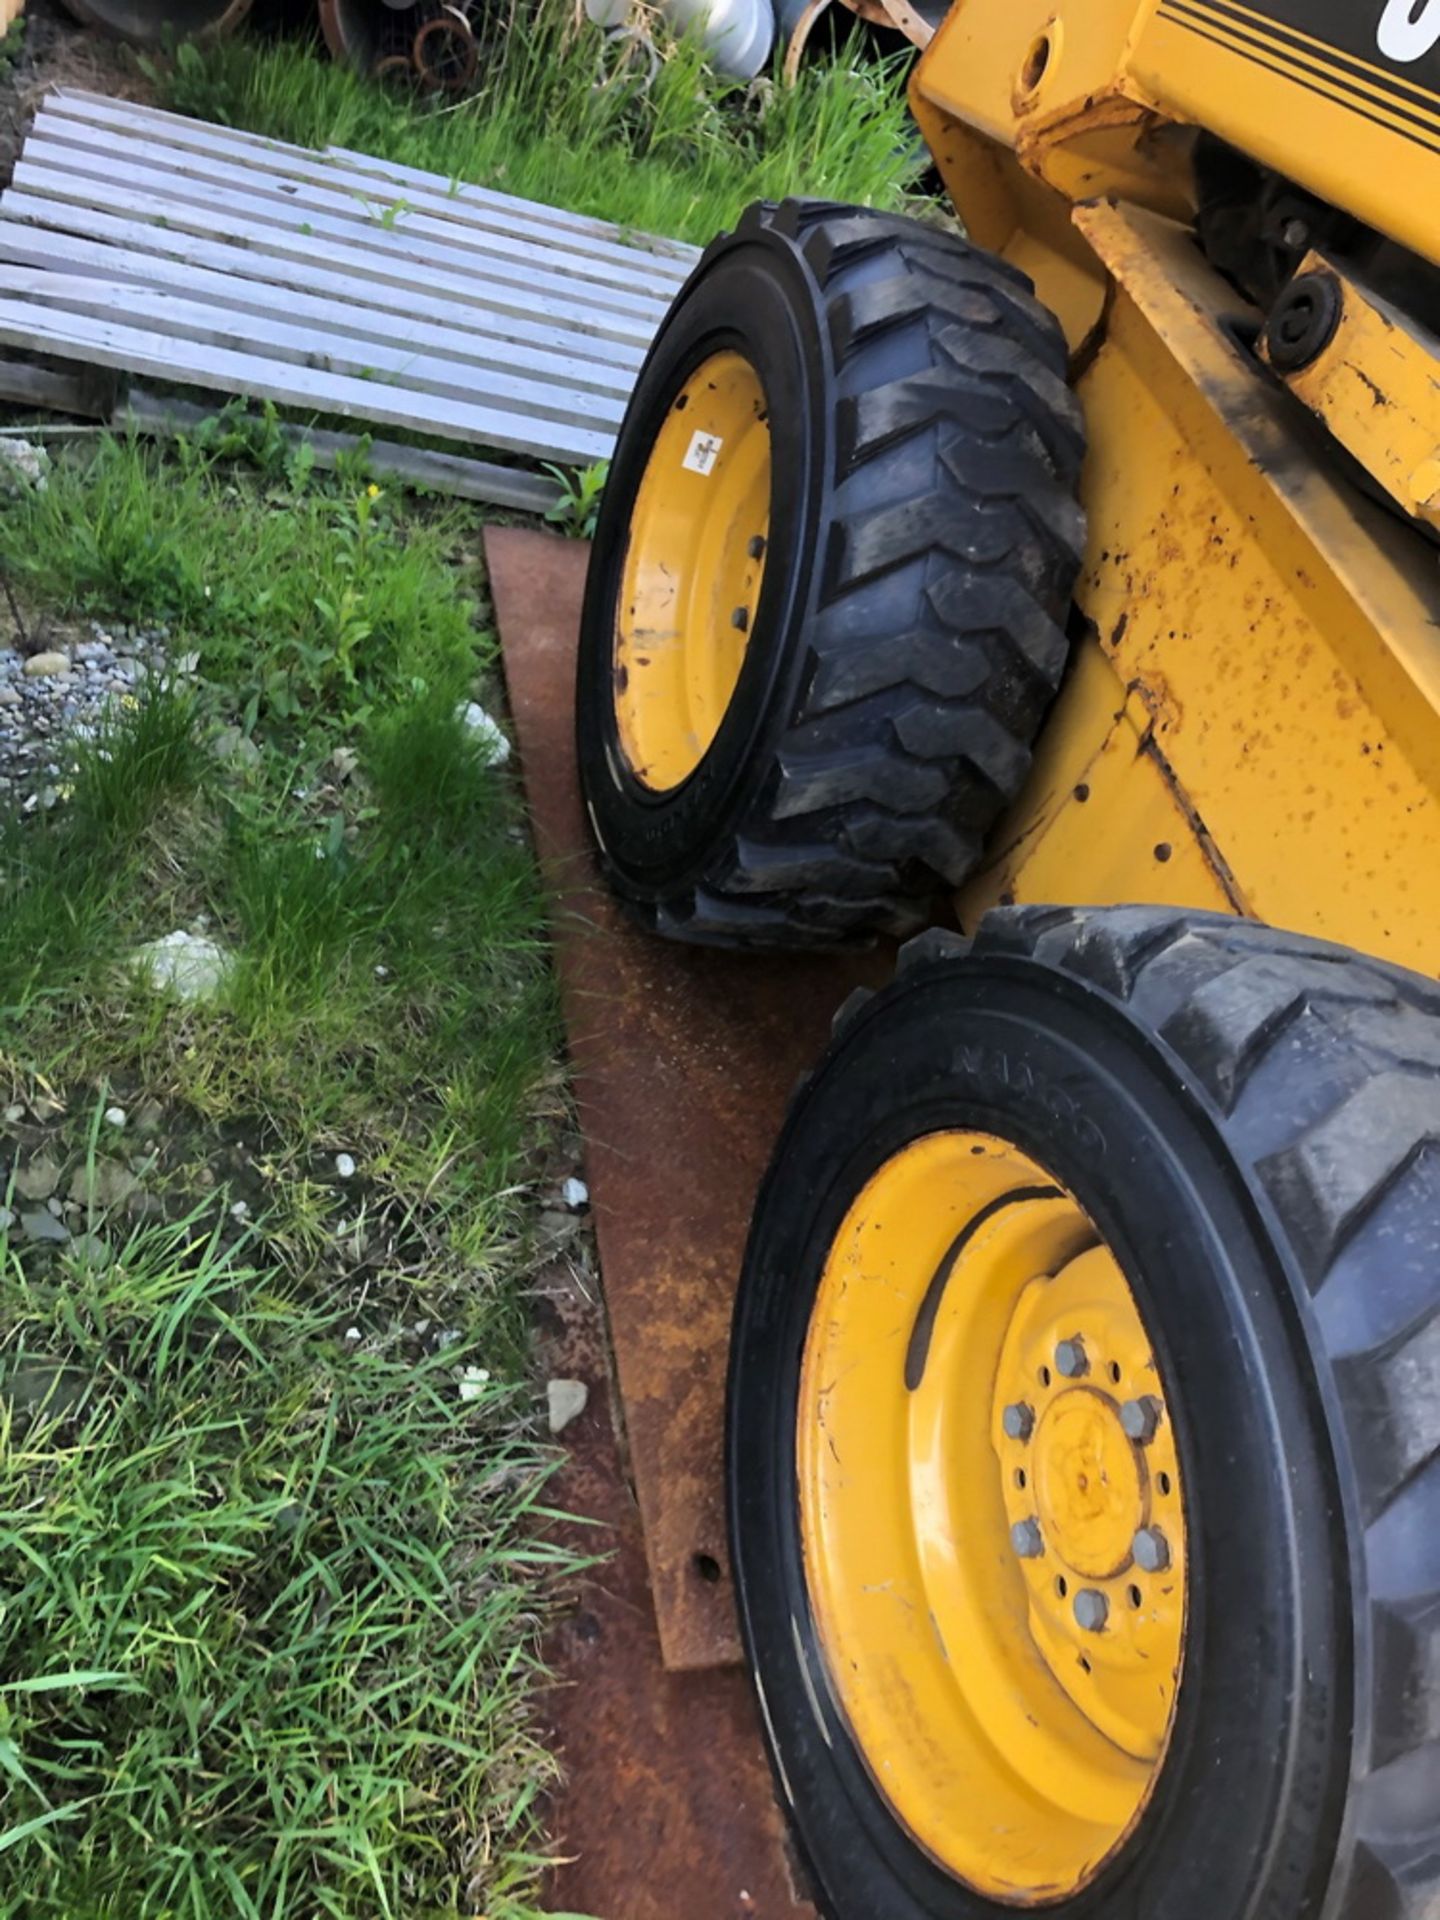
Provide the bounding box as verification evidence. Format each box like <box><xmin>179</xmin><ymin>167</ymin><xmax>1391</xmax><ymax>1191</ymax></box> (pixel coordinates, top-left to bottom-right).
<box><xmin>230</xmin><ymin>1200</ymin><xmax>250</xmax><ymax>1220</ymax></box>
<box><xmin>103</xmin><ymin>1106</ymin><xmax>127</xmax><ymax>1129</ymax></box>
<box><xmin>133</xmin><ymin>930</ymin><xmax>233</xmax><ymax>1003</ymax></box>
<box><xmin>0</xmin><ymin>438</ymin><xmax>49</xmax><ymax>491</ymax></box>
<box><xmin>334</xmin><ymin>1152</ymin><xmax>356</xmax><ymax>1180</ymax></box>
<box><xmin>561</xmin><ymin>1176</ymin><xmax>589</xmax><ymax>1210</ymax></box>
<box><xmin>458</xmin><ymin>1365</ymin><xmax>492</xmax><ymax>1402</ymax></box>
<box><xmin>23</xmin><ymin>651</ymin><xmax>70</xmax><ymax>678</ymax></box>
<box><xmin>457</xmin><ymin>701</ymin><xmax>512</xmax><ymax>766</ymax></box>
<box><xmin>547</xmin><ymin>1378</ymin><xmax>589</xmax><ymax>1434</ymax></box>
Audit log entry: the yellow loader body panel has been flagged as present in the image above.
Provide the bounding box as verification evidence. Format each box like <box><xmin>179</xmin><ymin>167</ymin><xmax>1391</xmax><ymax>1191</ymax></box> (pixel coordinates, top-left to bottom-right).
<box><xmin>912</xmin><ymin>0</ymin><xmax>1440</xmax><ymax>976</ymax></box>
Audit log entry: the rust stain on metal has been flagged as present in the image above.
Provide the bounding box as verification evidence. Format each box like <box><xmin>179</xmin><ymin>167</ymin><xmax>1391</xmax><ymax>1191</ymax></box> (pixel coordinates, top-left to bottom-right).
<box><xmin>536</xmin><ymin>1254</ymin><xmax>817</xmax><ymax>1919</ymax></box>
<box><xmin>487</xmin><ymin>525</ymin><xmax>891</xmax><ymax>1670</ymax></box>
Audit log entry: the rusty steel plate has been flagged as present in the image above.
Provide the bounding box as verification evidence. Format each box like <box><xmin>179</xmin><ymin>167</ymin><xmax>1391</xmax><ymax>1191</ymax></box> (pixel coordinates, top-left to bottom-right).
<box><xmin>487</xmin><ymin>526</ymin><xmax>892</xmax><ymax>1670</ymax></box>
<box><xmin>536</xmin><ymin>1250</ymin><xmax>817</xmax><ymax>1919</ymax></box>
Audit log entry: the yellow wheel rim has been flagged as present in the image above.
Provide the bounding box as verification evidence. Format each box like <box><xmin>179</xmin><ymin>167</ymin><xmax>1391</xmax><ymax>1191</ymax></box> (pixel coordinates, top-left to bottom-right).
<box><xmin>798</xmin><ymin>1132</ymin><xmax>1188</xmax><ymax>1904</ymax></box>
<box><xmin>614</xmin><ymin>349</ymin><xmax>771</xmax><ymax>791</ymax></box>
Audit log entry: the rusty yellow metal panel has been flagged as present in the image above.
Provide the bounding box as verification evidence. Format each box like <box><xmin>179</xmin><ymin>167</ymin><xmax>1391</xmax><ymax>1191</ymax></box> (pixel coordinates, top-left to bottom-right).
<box><xmin>959</xmin><ymin>642</ymin><xmax>1238</xmax><ymax>925</ymax></box>
<box><xmin>1055</xmin><ymin>203</ymin><xmax>1440</xmax><ymax>974</ymax></box>
<box><xmin>914</xmin><ymin>0</ymin><xmax>1440</xmax><ymax>277</ymax></box>
<box><xmin>1131</xmin><ymin>2</ymin><xmax>1440</xmax><ymax>274</ymax></box>
<box><xmin>1261</xmin><ymin>258</ymin><xmax>1440</xmax><ymax>534</ymax></box>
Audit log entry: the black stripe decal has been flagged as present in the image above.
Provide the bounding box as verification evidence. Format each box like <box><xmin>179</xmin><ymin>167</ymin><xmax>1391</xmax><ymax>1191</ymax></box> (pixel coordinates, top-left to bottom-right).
<box><xmin>903</xmin><ymin>1185</ymin><xmax>1063</xmax><ymax>1392</ymax></box>
<box><xmin>1173</xmin><ymin>0</ymin><xmax>1440</xmax><ymax>134</ymax></box>
<box><xmin>1158</xmin><ymin>1</ymin><xmax>1440</xmax><ymax>157</ymax></box>
<box><xmin>1197</xmin><ymin>0</ymin><xmax>1440</xmax><ymax>117</ymax></box>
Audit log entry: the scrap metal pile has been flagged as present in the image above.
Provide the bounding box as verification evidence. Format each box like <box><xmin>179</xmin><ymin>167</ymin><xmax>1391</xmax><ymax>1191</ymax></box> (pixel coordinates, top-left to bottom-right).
<box><xmin>52</xmin><ymin>0</ymin><xmax>943</xmax><ymax>91</ymax></box>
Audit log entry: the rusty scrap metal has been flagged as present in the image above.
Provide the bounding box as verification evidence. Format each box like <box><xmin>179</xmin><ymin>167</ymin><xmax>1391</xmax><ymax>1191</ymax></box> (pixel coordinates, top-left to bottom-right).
<box><xmin>56</xmin><ymin>0</ymin><xmax>249</xmax><ymax>42</ymax></box>
<box><xmin>413</xmin><ymin>7</ymin><xmax>478</xmax><ymax>91</ymax></box>
<box><xmin>487</xmin><ymin>525</ymin><xmax>892</xmax><ymax>1671</ymax></box>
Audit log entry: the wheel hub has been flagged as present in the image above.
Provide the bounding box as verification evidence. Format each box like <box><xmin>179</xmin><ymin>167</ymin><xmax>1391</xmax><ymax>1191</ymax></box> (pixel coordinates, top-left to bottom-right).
<box><xmin>612</xmin><ymin>348</ymin><xmax>771</xmax><ymax>793</ymax></box>
<box><xmin>797</xmin><ymin>1130</ymin><xmax>1189</xmax><ymax>1902</ymax></box>
<box><xmin>994</xmin><ymin>1245</ymin><xmax>1186</xmax><ymax>1762</ymax></box>
<box><xmin>1032</xmin><ymin>1388</ymin><xmax>1145</xmax><ymax>1580</ymax></box>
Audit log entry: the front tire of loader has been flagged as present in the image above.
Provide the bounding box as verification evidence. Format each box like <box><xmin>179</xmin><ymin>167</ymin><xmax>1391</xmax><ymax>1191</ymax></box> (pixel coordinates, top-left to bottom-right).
<box><xmin>575</xmin><ymin>198</ymin><xmax>1086</xmax><ymax>948</ymax></box>
<box><xmin>729</xmin><ymin>906</ymin><xmax>1440</xmax><ymax>1920</ymax></box>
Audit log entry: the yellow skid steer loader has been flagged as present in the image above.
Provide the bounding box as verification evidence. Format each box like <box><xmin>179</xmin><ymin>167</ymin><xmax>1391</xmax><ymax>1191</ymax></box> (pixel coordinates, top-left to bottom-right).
<box><xmin>573</xmin><ymin>3</ymin><xmax>1440</xmax><ymax>1914</ymax></box>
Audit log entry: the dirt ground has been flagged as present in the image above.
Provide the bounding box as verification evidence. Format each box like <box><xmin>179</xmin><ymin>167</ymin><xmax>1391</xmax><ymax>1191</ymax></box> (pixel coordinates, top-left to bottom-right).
<box><xmin>0</xmin><ymin>0</ymin><xmax>150</xmax><ymax>185</ymax></box>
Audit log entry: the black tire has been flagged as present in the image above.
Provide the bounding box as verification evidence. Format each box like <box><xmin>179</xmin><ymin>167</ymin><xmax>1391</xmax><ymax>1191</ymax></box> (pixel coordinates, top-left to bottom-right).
<box><xmin>576</xmin><ymin>198</ymin><xmax>1085</xmax><ymax>949</ymax></box>
<box><xmin>729</xmin><ymin>906</ymin><xmax>1440</xmax><ymax>1920</ymax></box>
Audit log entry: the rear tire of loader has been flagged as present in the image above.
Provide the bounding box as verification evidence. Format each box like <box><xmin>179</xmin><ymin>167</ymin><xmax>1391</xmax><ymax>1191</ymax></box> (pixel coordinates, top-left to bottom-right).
<box><xmin>729</xmin><ymin>906</ymin><xmax>1440</xmax><ymax>1920</ymax></box>
<box><xmin>575</xmin><ymin>198</ymin><xmax>1086</xmax><ymax>948</ymax></box>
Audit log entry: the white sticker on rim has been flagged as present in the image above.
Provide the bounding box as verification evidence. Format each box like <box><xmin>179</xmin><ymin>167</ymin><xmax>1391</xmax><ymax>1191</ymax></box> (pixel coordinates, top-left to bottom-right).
<box><xmin>682</xmin><ymin>430</ymin><xmax>723</xmax><ymax>476</ymax></box>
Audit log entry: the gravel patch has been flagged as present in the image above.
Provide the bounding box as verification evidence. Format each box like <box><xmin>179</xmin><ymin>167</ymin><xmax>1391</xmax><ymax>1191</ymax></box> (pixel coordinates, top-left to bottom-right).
<box><xmin>0</xmin><ymin>621</ymin><xmax>174</xmax><ymax>811</ymax></box>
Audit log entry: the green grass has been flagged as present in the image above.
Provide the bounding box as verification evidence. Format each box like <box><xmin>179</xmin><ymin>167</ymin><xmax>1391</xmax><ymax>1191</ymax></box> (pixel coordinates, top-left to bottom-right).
<box><xmin>0</xmin><ymin>428</ymin><xmax>583</xmax><ymax>1917</ymax></box>
<box><xmin>159</xmin><ymin>3</ymin><xmax>926</xmax><ymax>247</ymax></box>
<box><xmin>0</xmin><ymin>430</ymin><xmax>480</xmax><ymax>729</ymax></box>
<box><xmin>0</xmin><ymin>1208</ymin><xmax>572</xmax><ymax>1920</ymax></box>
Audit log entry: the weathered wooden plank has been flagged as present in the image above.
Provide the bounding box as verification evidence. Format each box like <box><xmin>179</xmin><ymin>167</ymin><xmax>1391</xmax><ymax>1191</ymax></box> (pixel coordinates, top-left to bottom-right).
<box><xmin>39</xmin><ymin>95</ymin><xmax>694</xmax><ymax>292</ymax></box>
<box><xmin>0</xmin><ymin>354</ymin><xmax>106</xmax><ymax>415</ymax></box>
<box><xmin>0</xmin><ymin>192</ymin><xmax>647</xmax><ymax>372</ymax></box>
<box><xmin>5</xmin><ymin>165</ymin><xmax>660</xmax><ymax>351</ymax></box>
<box><xmin>118</xmin><ymin>385</ymin><xmax>565</xmax><ymax>513</ymax></box>
<box><xmin>13</xmin><ymin>146</ymin><xmax>672</xmax><ymax>332</ymax></box>
<box><xmin>1</xmin><ymin>268</ymin><xmax>629</xmax><ymax>432</ymax></box>
<box><xmin>0</xmin><ymin>297</ymin><xmax>615</xmax><ymax>465</ymax></box>
<box><xmin>0</xmin><ymin>225</ymin><xmax>640</xmax><ymax>398</ymax></box>
<box><xmin>51</xmin><ymin>89</ymin><xmax>698</xmax><ymax>264</ymax></box>
<box><xmin>26</xmin><ymin>119</ymin><xmax>684</xmax><ymax>310</ymax></box>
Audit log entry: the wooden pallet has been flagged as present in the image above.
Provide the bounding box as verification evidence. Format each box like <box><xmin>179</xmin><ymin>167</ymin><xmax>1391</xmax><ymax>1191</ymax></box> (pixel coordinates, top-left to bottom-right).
<box><xmin>0</xmin><ymin>89</ymin><xmax>698</xmax><ymax>506</ymax></box>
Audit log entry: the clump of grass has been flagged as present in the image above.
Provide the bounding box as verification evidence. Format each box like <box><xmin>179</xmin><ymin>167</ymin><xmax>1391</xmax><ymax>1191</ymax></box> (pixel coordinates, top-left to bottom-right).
<box><xmin>0</xmin><ymin>432</ymin><xmax>480</xmax><ymax>731</ymax></box>
<box><xmin>0</xmin><ymin>424</ymin><xmax>576</xmax><ymax>1916</ymax></box>
<box><xmin>0</xmin><ymin>1205</ymin><xmax>571</xmax><ymax>1918</ymax></box>
<box><xmin>160</xmin><ymin>3</ymin><xmax>925</xmax><ymax>246</ymax></box>
<box><xmin>0</xmin><ymin>684</ymin><xmax>204</xmax><ymax>1025</ymax></box>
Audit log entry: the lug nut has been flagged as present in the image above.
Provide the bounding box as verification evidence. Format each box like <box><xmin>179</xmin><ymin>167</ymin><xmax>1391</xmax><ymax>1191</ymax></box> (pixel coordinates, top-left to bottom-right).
<box><xmin>1132</xmin><ymin>1526</ymin><xmax>1171</xmax><ymax>1574</ymax></box>
<box><xmin>731</xmin><ymin>606</ymin><xmax>749</xmax><ymax>632</ymax></box>
<box><xmin>1073</xmin><ymin>1588</ymin><xmax>1109</xmax><ymax>1633</ymax></box>
<box><xmin>747</xmin><ymin>534</ymin><xmax>767</xmax><ymax>559</ymax></box>
<box><xmin>1002</xmin><ymin>1402</ymin><xmax>1035</xmax><ymax>1441</ymax></box>
<box><xmin>1054</xmin><ymin>1336</ymin><xmax>1089</xmax><ymax>1379</ymax></box>
<box><xmin>1010</xmin><ymin>1518</ymin><xmax>1044</xmax><ymax>1559</ymax></box>
<box><xmin>1120</xmin><ymin>1395</ymin><xmax>1162</xmax><ymax>1443</ymax></box>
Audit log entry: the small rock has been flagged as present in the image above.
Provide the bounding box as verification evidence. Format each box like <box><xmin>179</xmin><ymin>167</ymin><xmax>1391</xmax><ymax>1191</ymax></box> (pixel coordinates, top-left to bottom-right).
<box><xmin>103</xmin><ymin>1106</ymin><xmax>127</xmax><ymax>1130</ymax></box>
<box><xmin>133</xmin><ymin>1100</ymin><xmax>165</xmax><ymax>1135</ymax></box>
<box><xmin>29</xmin><ymin>1094</ymin><xmax>64</xmax><ymax>1123</ymax></box>
<box><xmin>68</xmin><ymin>1158</ymin><xmax>139</xmax><ymax>1210</ymax></box>
<box><xmin>547</xmin><ymin>1378</ymin><xmax>589</xmax><ymax>1434</ymax></box>
<box><xmin>0</xmin><ymin>438</ymin><xmax>49</xmax><ymax>491</ymax></box>
<box><xmin>23</xmin><ymin>650</ymin><xmax>70</xmax><ymax>679</ymax></box>
<box><xmin>133</xmin><ymin>930</ymin><xmax>233</xmax><ymax>1002</ymax></box>
<box><xmin>334</xmin><ymin>1152</ymin><xmax>357</xmax><ymax>1180</ymax></box>
<box><xmin>70</xmin><ymin>1232</ymin><xmax>111</xmax><ymax>1268</ymax></box>
<box><xmin>47</xmin><ymin>1197</ymin><xmax>64</xmax><ymax>1216</ymax></box>
<box><xmin>374</xmin><ymin>964</ymin><xmax>389</xmax><ymax>979</ymax></box>
<box><xmin>13</xmin><ymin>1156</ymin><xmax>60</xmax><ymax>1201</ymax></box>
<box><xmin>458</xmin><ymin>1365</ymin><xmax>491</xmax><ymax>1403</ymax></box>
<box><xmin>211</xmin><ymin>724</ymin><xmax>261</xmax><ymax>769</ymax></box>
<box><xmin>230</xmin><ymin>1199</ymin><xmax>250</xmax><ymax>1221</ymax></box>
<box><xmin>561</xmin><ymin>1176</ymin><xmax>589</xmax><ymax>1210</ymax></box>
<box><xmin>19</xmin><ymin>1208</ymin><xmax>69</xmax><ymax>1244</ymax></box>
<box><xmin>3</xmin><ymin>1105</ymin><xmax>24</xmax><ymax>1125</ymax></box>
<box><xmin>0</xmin><ymin>687</ymin><xmax>19</xmax><ymax>708</ymax></box>
<box><xmin>457</xmin><ymin>701</ymin><xmax>512</xmax><ymax>767</ymax></box>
